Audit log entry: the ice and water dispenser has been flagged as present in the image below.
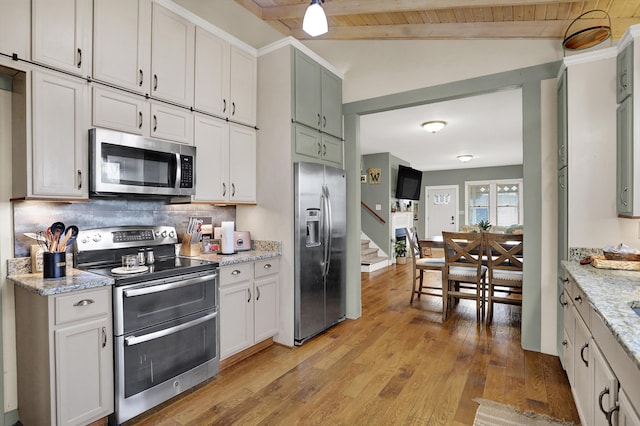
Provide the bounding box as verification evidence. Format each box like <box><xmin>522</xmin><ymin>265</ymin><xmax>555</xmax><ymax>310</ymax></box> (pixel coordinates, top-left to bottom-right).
<box><xmin>305</xmin><ymin>208</ymin><xmax>322</xmax><ymax>247</ymax></box>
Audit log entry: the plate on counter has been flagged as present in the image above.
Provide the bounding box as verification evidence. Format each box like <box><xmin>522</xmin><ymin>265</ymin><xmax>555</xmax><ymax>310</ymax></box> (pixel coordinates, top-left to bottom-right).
<box><xmin>111</xmin><ymin>266</ymin><xmax>149</xmax><ymax>275</ymax></box>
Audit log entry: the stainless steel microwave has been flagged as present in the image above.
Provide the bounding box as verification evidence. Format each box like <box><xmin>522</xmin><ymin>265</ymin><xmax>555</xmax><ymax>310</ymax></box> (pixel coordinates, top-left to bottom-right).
<box><xmin>89</xmin><ymin>128</ymin><xmax>196</xmax><ymax>198</ymax></box>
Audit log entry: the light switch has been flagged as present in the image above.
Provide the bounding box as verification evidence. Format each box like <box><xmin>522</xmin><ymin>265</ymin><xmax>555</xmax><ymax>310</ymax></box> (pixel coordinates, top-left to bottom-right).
<box><xmin>375</xmin><ymin>204</ymin><xmax>382</xmax><ymax>211</ymax></box>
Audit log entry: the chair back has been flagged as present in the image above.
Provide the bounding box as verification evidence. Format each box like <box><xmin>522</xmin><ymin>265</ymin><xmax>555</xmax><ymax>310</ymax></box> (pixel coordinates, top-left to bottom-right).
<box><xmin>484</xmin><ymin>233</ymin><xmax>523</xmax><ymax>273</ymax></box>
<box><xmin>442</xmin><ymin>231</ymin><xmax>484</xmax><ymax>269</ymax></box>
<box><xmin>405</xmin><ymin>227</ymin><xmax>419</xmax><ymax>266</ymax></box>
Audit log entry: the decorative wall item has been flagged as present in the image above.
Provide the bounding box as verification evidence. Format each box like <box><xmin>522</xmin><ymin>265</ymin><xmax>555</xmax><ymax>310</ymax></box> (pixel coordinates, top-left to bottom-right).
<box><xmin>433</xmin><ymin>192</ymin><xmax>451</xmax><ymax>205</ymax></box>
<box><xmin>368</xmin><ymin>168</ymin><xmax>381</xmax><ymax>184</ymax></box>
<box><xmin>360</xmin><ymin>174</ymin><xmax>367</xmax><ymax>183</ymax></box>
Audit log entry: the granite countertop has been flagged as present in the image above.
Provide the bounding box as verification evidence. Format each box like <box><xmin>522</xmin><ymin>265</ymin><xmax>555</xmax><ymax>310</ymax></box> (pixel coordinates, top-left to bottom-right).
<box><xmin>195</xmin><ymin>249</ymin><xmax>281</xmax><ymax>266</ymax></box>
<box><xmin>7</xmin><ymin>268</ymin><xmax>115</xmax><ymax>296</ymax></box>
<box><xmin>562</xmin><ymin>260</ymin><xmax>640</xmax><ymax>370</ymax></box>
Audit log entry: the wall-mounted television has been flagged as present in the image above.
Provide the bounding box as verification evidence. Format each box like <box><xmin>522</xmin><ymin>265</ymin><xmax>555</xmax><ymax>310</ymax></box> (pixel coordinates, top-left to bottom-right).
<box><xmin>395</xmin><ymin>164</ymin><xmax>422</xmax><ymax>200</ymax></box>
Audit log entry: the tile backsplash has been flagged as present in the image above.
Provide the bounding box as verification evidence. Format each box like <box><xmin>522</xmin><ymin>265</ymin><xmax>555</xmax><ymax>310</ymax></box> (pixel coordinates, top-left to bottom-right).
<box><xmin>13</xmin><ymin>199</ymin><xmax>235</xmax><ymax>257</ymax></box>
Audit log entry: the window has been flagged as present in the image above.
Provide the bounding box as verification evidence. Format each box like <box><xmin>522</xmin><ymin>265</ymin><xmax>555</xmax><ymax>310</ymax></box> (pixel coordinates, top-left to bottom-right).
<box><xmin>465</xmin><ymin>179</ymin><xmax>523</xmax><ymax>226</ymax></box>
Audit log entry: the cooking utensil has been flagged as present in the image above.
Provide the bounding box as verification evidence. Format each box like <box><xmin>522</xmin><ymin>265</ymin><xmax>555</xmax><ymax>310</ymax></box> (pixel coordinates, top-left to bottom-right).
<box><xmin>49</xmin><ymin>222</ymin><xmax>65</xmax><ymax>252</ymax></box>
<box><xmin>57</xmin><ymin>225</ymin><xmax>79</xmax><ymax>252</ymax></box>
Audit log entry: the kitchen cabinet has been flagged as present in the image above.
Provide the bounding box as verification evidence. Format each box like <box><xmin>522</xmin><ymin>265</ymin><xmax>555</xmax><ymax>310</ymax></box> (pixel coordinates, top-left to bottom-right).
<box><xmin>92</xmin><ymin>0</ymin><xmax>151</xmax><ymax>94</ymax></box>
<box><xmin>617</xmin><ymin>95</ymin><xmax>634</xmax><ymax>216</ymax></box>
<box><xmin>557</xmin><ymin>69</ymin><xmax>568</xmax><ymax>170</ymax></box>
<box><xmin>619</xmin><ymin>389</ymin><xmax>640</xmax><ymax>425</ymax></box>
<box><xmin>293</xmin><ymin>123</ymin><xmax>343</xmax><ymax>168</ymax></box>
<box><xmin>15</xmin><ymin>286</ymin><xmax>113</xmax><ymax>426</ymax></box>
<box><xmin>193</xmin><ymin>117</ymin><xmax>255</xmax><ymax>203</ymax></box>
<box><xmin>92</xmin><ymin>86</ymin><xmax>193</xmax><ymax>144</ymax></box>
<box><xmin>560</xmin><ymin>284</ymin><xmax>574</xmax><ymax>383</ymax></box>
<box><xmin>219</xmin><ymin>258</ymin><xmax>279</xmax><ymax>359</ymax></box>
<box><xmin>32</xmin><ymin>0</ymin><xmax>92</xmax><ymax>77</ymax></box>
<box><xmin>293</xmin><ymin>48</ymin><xmax>343</xmax><ymax>138</ymax></box>
<box><xmin>194</xmin><ymin>27</ymin><xmax>257</xmax><ymax>126</ymax></box>
<box><xmin>617</xmin><ymin>41</ymin><xmax>634</xmax><ymax>103</ymax></box>
<box><xmin>150</xmin><ymin>3</ymin><xmax>194</xmax><ymax>107</ymax></box>
<box><xmin>0</xmin><ymin>0</ymin><xmax>30</xmax><ymax>59</ymax></box>
<box><xmin>31</xmin><ymin>70</ymin><xmax>88</xmax><ymax>199</ymax></box>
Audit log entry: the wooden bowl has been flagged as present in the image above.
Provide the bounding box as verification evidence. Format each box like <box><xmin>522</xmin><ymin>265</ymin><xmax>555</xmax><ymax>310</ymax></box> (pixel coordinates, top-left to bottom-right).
<box><xmin>603</xmin><ymin>251</ymin><xmax>640</xmax><ymax>262</ymax></box>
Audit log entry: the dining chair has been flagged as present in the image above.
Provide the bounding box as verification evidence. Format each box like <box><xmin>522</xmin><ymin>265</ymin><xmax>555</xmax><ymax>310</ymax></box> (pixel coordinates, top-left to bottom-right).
<box><xmin>484</xmin><ymin>232</ymin><xmax>524</xmax><ymax>324</ymax></box>
<box><xmin>442</xmin><ymin>231</ymin><xmax>487</xmax><ymax>322</ymax></box>
<box><xmin>406</xmin><ymin>227</ymin><xmax>444</xmax><ymax>304</ymax></box>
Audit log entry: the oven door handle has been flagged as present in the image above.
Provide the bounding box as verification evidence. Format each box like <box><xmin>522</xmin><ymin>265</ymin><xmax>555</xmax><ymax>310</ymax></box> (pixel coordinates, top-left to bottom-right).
<box><xmin>122</xmin><ymin>273</ymin><xmax>217</xmax><ymax>298</ymax></box>
<box><xmin>124</xmin><ymin>310</ymin><xmax>218</xmax><ymax>346</ymax></box>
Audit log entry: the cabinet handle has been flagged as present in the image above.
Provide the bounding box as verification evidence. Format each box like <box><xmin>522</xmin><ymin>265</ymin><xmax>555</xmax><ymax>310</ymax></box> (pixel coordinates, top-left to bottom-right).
<box><xmin>317</xmin><ymin>142</ymin><xmax>322</xmax><ymax>156</ymax></box>
<box><xmin>153</xmin><ymin>115</ymin><xmax>157</xmax><ymax>132</ymax></box>
<box><xmin>223</xmin><ymin>99</ymin><xmax>227</xmax><ymax>113</ymax></box>
<box><xmin>256</xmin><ymin>287</ymin><xmax>261</xmax><ymax>301</ymax></box>
<box><xmin>153</xmin><ymin>74</ymin><xmax>158</xmax><ymax>91</ymax></box>
<box><xmin>323</xmin><ymin>115</ymin><xmax>327</xmax><ymax>128</ymax></box>
<box><xmin>621</xmin><ymin>187</ymin><xmax>629</xmax><ymax>207</ymax></box>
<box><xmin>323</xmin><ymin>144</ymin><xmax>327</xmax><ymax>157</ymax></box>
<box><xmin>558</xmin><ymin>293</ymin><xmax>567</xmax><ymax>307</ymax></box>
<box><xmin>232</xmin><ymin>183</ymin><xmax>236</xmax><ymax>197</ymax></box>
<box><xmin>73</xmin><ymin>299</ymin><xmax>94</xmax><ymax>307</ymax></box>
<box><xmin>317</xmin><ymin>113</ymin><xmax>321</xmax><ymax>126</ymax></box>
<box><xmin>138</xmin><ymin>111</ymin><xmax>143</xmax><ymax>129</ymax></box>
<box><xmin>247</xmin><ymin>288</ymin><xmax>251</xmax><ymax>303</ymax></box>
<box><xmin>263</xmin><ymin>263</ymin><xmax>272</xmax><ymax>269</ymax></box>
<box><xmin>139</xmin><ymin>69</ymin><xmax>144</xmax><ymax>87</ymax></box>
<box><xmin>101</xmin><ymin>326</ymin><xmax>107</xmax><ymax>348</ymax></box>
<box><xmin>574</xmin><ymin>295</ymin><xmax>582</xmax><ymax>304</ymax></box>
<box><xmin>231</xmin><ymin>269</ymin><xmax>242</xmax><ymax>276</ymax></box>
<box><xmin>562</xmin><ymin>339</ymin><xmax>568</xmax><ymax>346</ymax></box>
<box><xmin>620</xmin><ymin>69</ymin><xmax>628</xmax><ymax>90</ymax></box>
<box><xmin>77</xmin><ymin>48</ymin><xmax>82</xmax><ymax>68</ymax></box>
<box><xmin>598</xmin><ymin>387</ymin><xmax>619</xmax><ymax>426</ymax></box>
<box><xmin>77</xmin><ymin>170</ymin><xmax>82</xmax><ymax>189</ymax></box>
<box><xmin>580</xmin><ymin>342</ymin><xmax>589</xmax><ymax>367</ymax></box>
<box><xmin>222</xmin><ymin>182</ymin><xmax>226</xmax><ymax>196</ymax></box>
<box><xmin>232</xmin><ymin>102</ymin><xmax>236</xmax><ymax>116</ymax></box>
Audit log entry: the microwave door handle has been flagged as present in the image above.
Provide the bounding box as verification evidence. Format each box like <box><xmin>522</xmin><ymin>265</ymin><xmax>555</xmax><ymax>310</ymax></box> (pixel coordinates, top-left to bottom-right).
<box><xmin>124</xmin><ymin>311</ymin><xmax>218</xmax><ymax>346</ymax></box>
<box><xmin>175</xmin><ymin>153</ymin><xmax>181</xmax><ymax>188</ymax></box>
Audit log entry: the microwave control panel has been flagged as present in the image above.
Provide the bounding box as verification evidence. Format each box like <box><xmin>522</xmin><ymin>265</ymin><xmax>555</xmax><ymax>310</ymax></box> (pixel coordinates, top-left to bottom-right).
<box><xmin>180</xmin><ymin>156</ymin><xmax>194</xmax><ymax>188</ymax></box>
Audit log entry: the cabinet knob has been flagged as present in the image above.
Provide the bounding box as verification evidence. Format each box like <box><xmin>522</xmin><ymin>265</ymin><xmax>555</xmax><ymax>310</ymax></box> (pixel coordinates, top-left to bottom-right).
<box><xmin>562</xmin><ymin>339</ymin><xmax>568</xmax><ymax>346</ymax></box>
<box><xmin>574</xmin><ymin>295</ymin><xmax>582</xmax><ymax>304</ymax></box>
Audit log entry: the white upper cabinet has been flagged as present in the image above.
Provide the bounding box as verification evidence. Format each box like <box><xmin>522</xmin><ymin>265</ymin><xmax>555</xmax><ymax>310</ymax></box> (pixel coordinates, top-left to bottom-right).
<box><xmin>93</xmin><ymin>0</ymin><xmax>151</xmax><ymax>94</ymax></box>
<box><xmin>193</xmin><ymin>114</ymin><xmax>229</xmax><ymax>202</ymax></box>
<box><xmin>32</xmin><ymin>0</ymin><xmax>92</xmax><ymax>77</ymax></box>
<box><xmin>151</xmin><ymin>3</ymin><xmax>194</xmax><ymax>106</ymax></box>
<box><xmin>0</xmin><ymin>0</ymin><xmax>30</xmax><ymax>59</ymax></box>
<box><xmin>194</xmin><ymin>27</ymin><xmax>256</xmax><ymax>126</ymax></box>
<box><xmin>229</xmin><ymin>124</ymin><xmax>256</xmax><ymax>203</ymax></box>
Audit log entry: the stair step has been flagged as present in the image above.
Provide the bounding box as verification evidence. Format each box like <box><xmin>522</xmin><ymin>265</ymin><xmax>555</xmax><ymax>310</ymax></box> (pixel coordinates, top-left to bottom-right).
<box><xmin>361</xmin><ymin>255</ymin><xmax>389</xmax><ymax>265</ymax></box>
<box><xmin>360</xmin><ymin>239</ymin><xmax>370</xmax><ymax>247</ymax></box>
<box><xmin>361</xmin><ymin>247</ymin><xmax>378</xmax><ymax>258</ymax></box>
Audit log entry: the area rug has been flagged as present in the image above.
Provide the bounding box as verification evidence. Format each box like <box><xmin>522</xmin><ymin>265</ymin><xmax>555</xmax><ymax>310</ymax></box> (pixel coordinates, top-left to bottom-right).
<box><xmin>473</xmin><ymin>398</ymin><xmax>576</xmax><ymax>426</ymax></box>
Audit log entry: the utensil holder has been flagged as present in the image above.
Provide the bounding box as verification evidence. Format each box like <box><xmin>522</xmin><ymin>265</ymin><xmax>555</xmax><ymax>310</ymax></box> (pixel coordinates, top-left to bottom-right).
<box><xmin>179</xmin><ymin>233</ymin><xmax>201</xmax><ymax>257</ymax></box>
<box><xmin>43</xmin><ymin>252</ymin><xmax>66</xmax><ymax>278</ymax></box>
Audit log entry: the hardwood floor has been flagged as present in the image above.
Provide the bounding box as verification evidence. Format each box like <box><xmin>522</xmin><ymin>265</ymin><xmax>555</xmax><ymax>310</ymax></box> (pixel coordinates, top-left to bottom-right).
<box><xmin>127</xmin><ymin>264</ymin><xmax>579</xmax><ymax>425</ymax></box>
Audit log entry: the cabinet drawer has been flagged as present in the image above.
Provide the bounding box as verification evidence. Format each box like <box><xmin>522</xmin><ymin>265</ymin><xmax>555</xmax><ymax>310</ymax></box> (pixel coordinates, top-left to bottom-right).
<box><xmin>254</xmin><ymin>258</ymin><xmax>279</xmax><ymax>279</ymax></box>
<box><xmin>220</xmin><ymin>263</ymin><xmax>253</xmax><ymax>286</ymax></box>
<box><xmin>55</xmin><ymin>288</ymin><xmax>110</xmax><ymax>325</ymax></box>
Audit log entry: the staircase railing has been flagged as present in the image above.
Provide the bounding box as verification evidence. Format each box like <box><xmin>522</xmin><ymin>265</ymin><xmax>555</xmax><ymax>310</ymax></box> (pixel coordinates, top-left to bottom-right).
<box><xmin>361</xmin><ymin>201</ymin><xmax>386</xmax><ymax>224</ymax></box>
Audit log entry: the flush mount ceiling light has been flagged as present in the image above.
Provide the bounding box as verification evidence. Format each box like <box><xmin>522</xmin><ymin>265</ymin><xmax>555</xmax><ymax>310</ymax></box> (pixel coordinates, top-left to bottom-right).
<box><xmin>302</xmin><ymin>0</ymin><xmax>328</xmax><ymax>37</ymax></box>
<box><xmin>421</xmin><ymin>120</ymin><xmax>447</xmax><ymax>133</ymax></box>
<box><xmin>457</xmin><ymin>155</ymin><xmax>474</xmax><ymax>162</ymax></box>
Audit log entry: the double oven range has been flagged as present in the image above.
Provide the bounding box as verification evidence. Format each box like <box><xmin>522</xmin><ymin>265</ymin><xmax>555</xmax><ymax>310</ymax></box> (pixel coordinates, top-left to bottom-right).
<box><xmin>75</xmin><ymin>226</ymin><xmax>219</xmax><ymax>425</ymax></box>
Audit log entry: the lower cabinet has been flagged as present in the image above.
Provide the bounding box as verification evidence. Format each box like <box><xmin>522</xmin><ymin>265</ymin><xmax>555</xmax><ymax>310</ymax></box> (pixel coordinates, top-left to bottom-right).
<box><xmin>619</xmin><ymin>389</ymin><xmax>640</xmax><ymax>425</ymax></box>
<box><xmin>15</xmin><ymin>286</ymin><xmax>114</xmax><ymax>426</ymax></box>
<box><xmin>220</xmin><ymin>258</ymin><xmax>279</xmax><ymax>359</ymax></box>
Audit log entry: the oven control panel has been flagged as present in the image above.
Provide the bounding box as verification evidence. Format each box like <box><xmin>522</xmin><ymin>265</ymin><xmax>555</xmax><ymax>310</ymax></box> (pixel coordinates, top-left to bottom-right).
<box><xmin>76</xmin><ymin>226</ymin><xmax>178</xmax><ymax>252</ymax></box>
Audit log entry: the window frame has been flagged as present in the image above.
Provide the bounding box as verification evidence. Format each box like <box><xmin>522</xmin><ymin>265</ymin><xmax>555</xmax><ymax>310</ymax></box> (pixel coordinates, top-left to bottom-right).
<box><xmin>464</xmin><ymin>178</ymin><xmax>523</xmax><ymax>226</ymax></box>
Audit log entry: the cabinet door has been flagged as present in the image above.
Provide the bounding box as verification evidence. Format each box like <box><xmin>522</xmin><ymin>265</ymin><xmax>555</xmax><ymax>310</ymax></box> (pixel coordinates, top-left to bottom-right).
<box><xmin>321</xmin><ymin>68</ymin><xmax>343</xmax><ymax>138</ymax></box>
<box><xmin>254</xmin><ymin>275</ymin><xmax>278</xmax><ymax>343</ymax></box>
<box><xmin>294</xmin><ymin>49</ymin><xmax>321</xmax><ymax>130</ymax></box>
<box><xmin>220</xmin><ymin>280</ymin><xmax>253</xmax><ymax>359</ymax></box>
<box><xmin>55</xmin><ymin>317</ymin><xmax>113</xmax><ymax>425</ymax></box>
<box><xmin>558</xmin><ymin>166</ymin><xmax>568</xmax><ymax>267</ymax></box>
<box><xmin>321</xmin><ymin>134</ymin><xmax>343</xmax><ymax>167</ymax></box>
<box><xmin>194</xmin><ymin>27</ymin><xmax>229</xmax><ymax>117</ymax></box>
<box><xmin>573</xmin><ymin>313</ymin><xmax>591</xmax><ymax>425</ymax></box>
<box><xmin>617</xmin><ymin>97</ymin><xmax>634</xmax><ymax>216</ymax></box>
<box><xmin>32</xmin><ymin>0</ymin><xmax>92</xmax><ymax>76</ymax></box>
<box><xmin>151</xmin><ymin>3</ymin><xmax>194</xmax><ymax>106</ymax></box>
<box><xmin>619</xmin><ymin>388</ymin><xmax>640</xmax><ymax>426</ymax></box>
<box><xmin>32</xmin><ymin>71</ymin><xmax>88</xmax><ymax>198</ymax></box>
<box><xmin>229</xmin><ymin>124</ymin><xmax>256</xmax><ymax>203</ymax></box>
<box><xmin>617</xmin><ymin>42</ymin><xmax>634</xmax><ymax>104</ymax></box>
<box><xmin>92</xmin><ymin>86</ymin><xmax>148</xmax><ymax>136</ymax></box>
<box><xmin>193</xmin><ymin>115</ymin><xmax>229</xmax><ymax>202</ymax></box>
<box><xmin>0</xmin><ymin>0</ymin><xmax>30</xmax><ymax>59</ymax></box>
<box><xmin>591</xmin><ymin>342</ymin><xmax>619</xmax><ymax>426</ymax></box>
<box><xmin>557</xmin><ymin>69</ymin><xmax>568</xmax><ymax>169</ymax></box>
<box><xmin>93</xmin><ymin>0</ymin><xmax>151</xmax><ymax>93</ymax></box>
<box><xmin>229</xmin><ymin>46</ymin><xmax>257</xmax><ymax>126</ymax></box>
<box><xmin>294</xmin><ymin>124</ymin><xmax>322</xmax><ymax>160</ymax></box>
<box><xmin>150</xmin><ymin>102</ymin><xmax>193</xmax><ymax>144</ymax></box>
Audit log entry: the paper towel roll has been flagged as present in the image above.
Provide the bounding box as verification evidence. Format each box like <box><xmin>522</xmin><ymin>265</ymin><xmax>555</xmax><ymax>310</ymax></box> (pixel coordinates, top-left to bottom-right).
<box><xmin>221</xmin><ymin>221</ymin><xmax>235</xmax><ymax>254</ymax></box>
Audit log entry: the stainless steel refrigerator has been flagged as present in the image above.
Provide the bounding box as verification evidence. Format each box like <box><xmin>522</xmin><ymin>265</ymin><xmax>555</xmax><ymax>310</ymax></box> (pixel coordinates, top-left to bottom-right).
<box><xmin>294</xmin><ymin>161</ymin><xmax>347</xmax><ymax>345</ymax></box>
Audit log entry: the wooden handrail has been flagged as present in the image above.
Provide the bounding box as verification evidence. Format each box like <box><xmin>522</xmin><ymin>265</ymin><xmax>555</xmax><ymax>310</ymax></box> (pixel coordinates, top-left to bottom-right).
<box><xmin>361</xmin><ymin>201</ymin><xmax>386</xmax><ymax>224</ymax></box>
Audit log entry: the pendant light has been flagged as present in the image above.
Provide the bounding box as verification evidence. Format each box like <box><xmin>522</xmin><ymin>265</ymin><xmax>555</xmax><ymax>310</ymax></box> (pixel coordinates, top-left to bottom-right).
<box><xmin>303</xmin><ymin>0</ymin><xmax>328</xmax><ymax>37</ymax></box>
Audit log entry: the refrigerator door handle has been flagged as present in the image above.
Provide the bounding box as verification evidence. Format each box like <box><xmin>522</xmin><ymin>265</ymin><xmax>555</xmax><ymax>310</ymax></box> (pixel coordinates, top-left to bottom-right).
<box><xmin>322</xmin><ymin>184</ymin><xmax>333</xmax><ymax>277</ymax></box>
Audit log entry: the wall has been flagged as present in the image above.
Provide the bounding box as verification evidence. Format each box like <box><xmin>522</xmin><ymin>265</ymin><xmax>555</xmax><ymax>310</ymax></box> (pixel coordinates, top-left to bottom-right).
<box><xmin>419</xmin><ymin>165</ymin><xmax>523</xmax><ymax>238</ymax></box>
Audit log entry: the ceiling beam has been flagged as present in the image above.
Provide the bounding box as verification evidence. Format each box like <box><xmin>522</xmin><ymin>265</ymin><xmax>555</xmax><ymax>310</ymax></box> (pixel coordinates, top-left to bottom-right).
<box><xmin>257</xmin><ymin>0</ymin><xmax>583</xmax><ymax>20</ymax></box>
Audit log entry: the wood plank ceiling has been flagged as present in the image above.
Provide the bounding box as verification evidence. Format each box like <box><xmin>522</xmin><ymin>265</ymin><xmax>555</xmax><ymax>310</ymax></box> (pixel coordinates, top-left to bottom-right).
<box><xmin>235</xmin><ymin>0</ymin><xmax>640</xmax><ymax>42</ymax></box>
